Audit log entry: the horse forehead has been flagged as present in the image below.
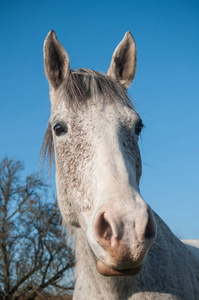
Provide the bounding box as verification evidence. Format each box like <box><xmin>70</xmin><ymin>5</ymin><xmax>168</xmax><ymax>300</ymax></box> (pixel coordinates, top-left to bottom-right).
<box><xmin>50</xmin><ymin>85</ymin><xmax>139</xmax><ymax>124</ymax></box>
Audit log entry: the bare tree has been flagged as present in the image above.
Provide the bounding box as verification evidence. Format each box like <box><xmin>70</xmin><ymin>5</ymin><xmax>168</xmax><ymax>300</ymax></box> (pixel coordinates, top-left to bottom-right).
<box><xmin>0</xmin><ymin>157</ymin><xmax>75</xmax><ymax>299</ymax></box>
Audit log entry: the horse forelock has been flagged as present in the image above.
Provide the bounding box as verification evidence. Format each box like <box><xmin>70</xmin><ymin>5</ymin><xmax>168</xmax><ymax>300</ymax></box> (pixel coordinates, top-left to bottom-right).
<box><xmin>41</xmin><ymin>68</ymin><xmax>134</xmax><ymax>169</ymax></box>
<box><xmin>66</xmin><ymin>68</ymin><xmax>132</xmax><ymax>104</ymax></box>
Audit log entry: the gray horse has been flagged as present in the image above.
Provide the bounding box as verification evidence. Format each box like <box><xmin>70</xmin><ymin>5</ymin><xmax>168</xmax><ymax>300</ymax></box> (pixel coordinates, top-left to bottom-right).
<box><xmin>42</xmin><ymin>30</ymin><xmax>199</xmax><ymax>299</ymax></box>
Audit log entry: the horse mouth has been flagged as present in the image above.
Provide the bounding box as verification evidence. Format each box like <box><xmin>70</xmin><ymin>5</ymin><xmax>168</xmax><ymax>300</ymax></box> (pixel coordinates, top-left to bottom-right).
<box><xmin>96</xmin><ymin>260</ymin><xmax>142</xmax><ymax>277</ymax></box>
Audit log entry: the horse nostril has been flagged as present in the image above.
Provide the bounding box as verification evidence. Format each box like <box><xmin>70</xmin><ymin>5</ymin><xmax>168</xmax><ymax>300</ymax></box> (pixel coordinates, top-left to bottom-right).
<box><xmin>145</xmin><ymin>209</ymin><xmax>156</xmax><ymax>242</ymax></box>
<box><xmin>93</xmin><ymin>208</ymin><xmax>122</xmax><ymax>250</ymax></box>
<box><xmin>95</xmin><ymin>213</ymin><xmax>113</xmax><ymax>243</ymax></box>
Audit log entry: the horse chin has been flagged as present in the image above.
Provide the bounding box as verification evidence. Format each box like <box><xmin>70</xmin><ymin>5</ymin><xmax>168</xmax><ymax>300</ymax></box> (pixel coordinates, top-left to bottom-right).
<box><xmin>96</xmin><ymin>260</ymin><xmax>142</xmax><ymax>277</ymax></box>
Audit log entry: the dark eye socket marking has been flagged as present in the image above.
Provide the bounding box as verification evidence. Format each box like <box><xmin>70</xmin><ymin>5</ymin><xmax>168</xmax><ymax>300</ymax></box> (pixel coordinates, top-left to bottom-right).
<box><xmin>135</xmin><ymin>120</ymin><xmax>144</xmax><ymax>136</ymax></box>
<box><xmin>53</xmin><ymin>123</ymin><xmax>67</xmax><ymax>136</ymax></box>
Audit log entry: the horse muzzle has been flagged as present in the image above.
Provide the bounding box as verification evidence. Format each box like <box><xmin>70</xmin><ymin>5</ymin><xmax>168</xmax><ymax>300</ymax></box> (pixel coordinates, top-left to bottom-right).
<box><xmin>92</xmin><ymin>201</ymin><xmax>157</xmax><ymax>276</ymax></box>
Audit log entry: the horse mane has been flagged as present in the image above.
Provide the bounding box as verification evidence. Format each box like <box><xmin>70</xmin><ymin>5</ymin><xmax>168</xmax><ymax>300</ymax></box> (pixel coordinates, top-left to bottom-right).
<box><xmin>41</xmin><ymin>68</ymin><xmax>134</xmax><ymax>168</ymax></box>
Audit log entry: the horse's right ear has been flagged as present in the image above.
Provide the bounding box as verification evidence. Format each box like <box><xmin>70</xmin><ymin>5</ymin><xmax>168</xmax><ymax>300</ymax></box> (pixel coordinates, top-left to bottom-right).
<box><xmin>43</xmin><ymin>30</ymin><xmax>70</xmax><ymax>89</ymax></box>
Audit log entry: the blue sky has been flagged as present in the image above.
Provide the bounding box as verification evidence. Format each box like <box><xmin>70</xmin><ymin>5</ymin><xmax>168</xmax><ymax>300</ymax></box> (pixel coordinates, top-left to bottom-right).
<box><xmin>0</xmin><ymin>0</ymin><xmax>198</xmax><ymax>238</ymax></box>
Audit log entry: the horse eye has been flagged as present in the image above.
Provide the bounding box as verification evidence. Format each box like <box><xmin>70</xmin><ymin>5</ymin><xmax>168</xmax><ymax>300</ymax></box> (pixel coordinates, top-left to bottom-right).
<box><xmin>53</xmin><ymin>123</ymin><xmax>67</xmax><ymax>136</ymax></box>
<box><xmin>135</xmin><ymin>122</ymin><xmax>143</xmax><ymax>136</ymax></box>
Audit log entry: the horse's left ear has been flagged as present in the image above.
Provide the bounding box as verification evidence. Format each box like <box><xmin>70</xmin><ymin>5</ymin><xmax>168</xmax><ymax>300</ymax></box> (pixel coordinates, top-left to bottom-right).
<box><xmin>107</xmin><ymin>31</ymin><xmax>137</xmax><ymax>88</ymax></box>
<box><xmin>43</xmin><ymin>30</ymin><xmax>70</xmax><ymax>89</ymax></box>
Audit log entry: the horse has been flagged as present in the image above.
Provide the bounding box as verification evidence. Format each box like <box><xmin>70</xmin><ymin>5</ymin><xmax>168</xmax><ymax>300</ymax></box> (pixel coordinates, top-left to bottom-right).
<box><xmin>42</xmin><ymin>30</ymin><xmax>199</xmax><ymax>299</ymax></box>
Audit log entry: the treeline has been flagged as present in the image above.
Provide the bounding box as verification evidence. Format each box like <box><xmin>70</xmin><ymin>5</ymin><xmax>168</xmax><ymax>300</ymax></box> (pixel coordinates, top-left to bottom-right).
<box><xmin>0</xmin><ymin>157</ymin><xmax>74</xmax><ymax>299</ymax></box>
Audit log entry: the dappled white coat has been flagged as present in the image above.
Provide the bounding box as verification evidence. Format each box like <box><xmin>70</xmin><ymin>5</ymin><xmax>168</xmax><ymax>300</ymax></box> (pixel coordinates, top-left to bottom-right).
<box><xmin>43</xmin><ymin>30</ymin><xmax>199</xmax><ymax>299</ymax></box>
